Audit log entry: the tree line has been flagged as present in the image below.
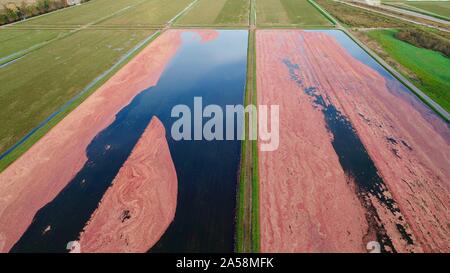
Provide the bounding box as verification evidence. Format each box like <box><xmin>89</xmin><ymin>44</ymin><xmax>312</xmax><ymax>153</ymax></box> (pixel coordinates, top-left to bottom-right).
<box><xmin>1</xmin><ymin>0</ymin><xmax>91</xmax><ymax>25</ymax></box>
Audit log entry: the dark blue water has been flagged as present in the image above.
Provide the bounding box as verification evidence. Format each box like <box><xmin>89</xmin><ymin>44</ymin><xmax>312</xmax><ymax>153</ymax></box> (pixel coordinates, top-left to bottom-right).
<box><xmin>11</xmin><ymin>30</ymin><xmax>248</xmax><ymax>253</ymax></box>
<box><xmin>283</xmin><ymin>58</ymin><xmax>415</xmax><ymax>252</ymax></box>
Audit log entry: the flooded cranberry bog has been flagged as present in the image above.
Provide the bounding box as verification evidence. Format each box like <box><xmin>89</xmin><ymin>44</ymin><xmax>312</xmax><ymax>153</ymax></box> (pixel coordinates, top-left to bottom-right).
<box><xmin>0</xmin><ymin>26</ymin><xmax>449</xmax><ymax>253</ymax></box>
<box><xmin>0</xmin><ymin>29</ymin><xmax>248</xmax><ymax>253</ymax></box>
<box><xmin>256</xmin><ymin>29</ymin><xmax>449</xmax><ymax>253</ymax></box>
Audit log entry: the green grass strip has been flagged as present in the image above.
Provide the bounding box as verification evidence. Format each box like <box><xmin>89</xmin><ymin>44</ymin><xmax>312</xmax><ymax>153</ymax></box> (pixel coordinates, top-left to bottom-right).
<box><xmin>249</xmin><ymin>29</ymin><xmax>260</xmax><ymax>253</ymax></box>
<box><xmin>236</xmin><ymin>28</ymin><xmax>253</xmax><ymax>253</ymax></box>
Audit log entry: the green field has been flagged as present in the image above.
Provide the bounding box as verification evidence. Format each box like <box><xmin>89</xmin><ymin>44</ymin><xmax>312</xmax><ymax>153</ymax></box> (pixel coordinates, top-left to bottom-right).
<box><xmin>175</xmin><ymin>0</ymin><xmax>249</xmax><ymax>26</ymax></box>
<box><xmin>385</xmin><ymin>1</ymin><xmax>450</xmax><ymax>20</ymax></box>
<box><xmin>98</xmin><ymin>0</ymin><xmax>193</xmax><ymax>27</ymax></box>
<box><xmin>0</xmin><ymin>29</ymin><xmax>155</xmax><ymax>154</ymax></box>
<box><xmin>16</xmin><ymin>0</ymin><xmax>145</xmax><ymax>26</ymax></box>
<box><xmin>368</xmin><ymin>29</ymin><xmax>450</xmax><ymax>112</ymax></box>
<box><xmin>0</xmin><ymin>29</ymin><xmax>68</xmax><ymax>61</ymax></box>
<box><xmin>255</xmin><ymin>0</ymin><xmax>332</xmax><ymax>26</ymax></box>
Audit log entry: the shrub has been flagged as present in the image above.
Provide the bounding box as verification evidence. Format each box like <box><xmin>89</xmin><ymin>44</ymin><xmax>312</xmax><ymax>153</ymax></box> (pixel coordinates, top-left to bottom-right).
<box><xmin>0</xmin><ymin>12</ymin><xmax>8</xmax><ymax>25</ymax></box>
<box><xmin>19</xmin><ymin>1</ymin><xmax>34</xmax><ymax>19</ymax></box>
<box><xmin>2</xmin><ymin>4</ymin><xmax>20</xmax><ymax>22</ymax></box>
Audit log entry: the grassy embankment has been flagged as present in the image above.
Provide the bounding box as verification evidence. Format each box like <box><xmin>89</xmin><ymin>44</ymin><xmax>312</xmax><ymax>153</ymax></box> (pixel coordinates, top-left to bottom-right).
<box><xmin>236</xmin><ymin>0</ymin><xmax>259</xmax><ymax>253</ymax></box>
<box><xmin>250</xmin><ymin>0</ymin><xmax>260</xmax><ymax>253</ymax></box>
<box><xmin>314</xmin><ymin>0</ymin><xmax>450</xmax><ymax>114</ymax></box>
<box><xmin>175</xmin><ymin>0</ymin><xmax>249</xmax><ymax>27</ymax></box>
<box><xmin>256</xmin><ymin>0</ymin><xmax>332</xmax><ymax>27</ymax></box>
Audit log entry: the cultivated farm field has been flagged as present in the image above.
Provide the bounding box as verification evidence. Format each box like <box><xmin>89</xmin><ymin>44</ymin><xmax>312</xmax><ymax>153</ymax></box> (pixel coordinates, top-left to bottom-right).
<box><xmin>97</xmin><ymin>0</ymin><xmax>193</xmax><ymax>27</ymax></box>
<box><xmin>16</xmin><ymin>0</ymin><xmax>145</xmax><ymax>26</ymax></box>
<box><xmin>0</xmin><ymin>29</ymin><xmax>67</xmax><ymax>60</ymax></box>
<box><xmin>255</xmin><ymin>0</ymin><xmax>332</xmax><ymax>27</ymax></box>
<box><xmin>175</xmin><ymin>0</ymin><xmax>249</xmax><ymax>26</ymax></box>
